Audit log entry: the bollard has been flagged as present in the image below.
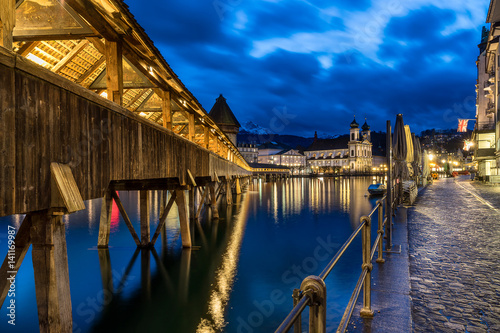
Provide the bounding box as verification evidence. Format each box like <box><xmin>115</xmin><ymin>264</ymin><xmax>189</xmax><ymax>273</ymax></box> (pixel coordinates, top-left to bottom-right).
<box><xmin>376</xmin><ymin>200</ymin><xmax>385</xmax><ymax>264</ymax></box>
<box><xmin>300</xmin><ymin>276</ymin><xmax>327</xmax><ymax>333</ymax></box>
<box><xmin>360</xmin><ymin>216</ymin><xmax>374</xmax><ymax>318</ymax></box>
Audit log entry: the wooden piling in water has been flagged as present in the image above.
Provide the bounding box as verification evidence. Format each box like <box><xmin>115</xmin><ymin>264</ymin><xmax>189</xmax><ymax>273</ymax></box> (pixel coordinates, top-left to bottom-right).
<box><xmin>209</xmin><ymin>183</ymin><xmax>219</xmax><ymax>219</ymax></box>
<box><xmin>175</xmin><ymin>190</ymin><xmax>192</xmax><ymax>248</ymax></box>
<box><xmin>31</xmin><ymin>212</ymin><xmax>73</xmax><ymax>333</ymax></box>
<box><xmin>97</xmin><ymin>189</ymin><xmax>113</xmax><ymax>248</ymax></box>
<box><xmin>235</xmin><ymin>177</ymin><xmax>242</xmax><ymax>195</ymax></box>
<box><xmin>226</xmin><ymin>179</ymin><xmax>233</xmax><ymax>205</ymax></box>
<box><xmin>140</xmin><ymin>190</ymin><xmax>150</xmax><ymax>247</ymax></box>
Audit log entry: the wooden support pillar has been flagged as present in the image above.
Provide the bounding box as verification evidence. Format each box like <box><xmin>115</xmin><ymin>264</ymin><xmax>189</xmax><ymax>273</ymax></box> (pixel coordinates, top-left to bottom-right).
<box><xmin>188</xmin><ymin>113</ymin><xmax>195</xmax><ymax>142</ymax></box>
<box><xmin>209</xmin><ymin>183</ymin><xmax>219</xmax><ymax>219</ymax></box>
<box><xmin>174</xmin><ymin>190</ymin><xmax>192</xmax><ymax>248</ymax></box>
<box><xmin>97</xmin><ymin>189</ymin><xmax>113</xmax><ymax>248</ymax></box>
<box><xmin>204</xmin><ymin>126</ymin><xmax>210</xmax><ymax>149</ymax></box>
<box><xmin>0</xmin><ymin>216</ymin><xmax>32</xmax><ymax>307</ymax></box>
<box><xmin>105</xmin><ymin>40</ymin><xmax>123</xmax><ymax>105</ymax></box>
<box><xmin>195</xmin><ymin>186</ymin><xmax>209</xmax><ymax>220</ymax></box>
<box><xmin>31</xmin><ymin>211</ymin><xmax>72</xmax><ymax>333</ymax></box>
<box><xmin>235</xmin><ymin>177</ymin><xmax>242</xmax><ymax>195</ymax></box>
<box><xmin>226</xmin><ymin>180</ymin><xmax>233</xmax><ymax>205</ymax></box>
<box><xmin>162</xmin><ymin>90</ymin><xmax>172</xmax><ymax>130</ymax></box>
<box><xmin>140</xmin><ymin>190</ymin><xmax>150</xmax><ymax>247</ymax></box>
<box><xmin>189</xmin><ymin>186</ymin><xmax>196</xmax><ymax>221</ymax></box>
<box><xmin>159</xmin><ymin>190</ymin><xmax>165</xmax><ymax>217</ymax></box>
<box><xmin>0</xmin><ymin>0</ymin><xmax>15</xmax><ymax>50</ymax></box>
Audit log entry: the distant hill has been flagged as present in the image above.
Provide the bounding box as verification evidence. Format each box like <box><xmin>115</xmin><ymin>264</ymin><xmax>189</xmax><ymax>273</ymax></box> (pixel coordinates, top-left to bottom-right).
<box><xmin>238</xmin><ymin>121</ymin><xmax>314</xmax><ymax>148</ymax></box>
<box><xmin>237</xmin><ymin>132</ymin><xmax>314</xmax><ymax>149</ymax></box>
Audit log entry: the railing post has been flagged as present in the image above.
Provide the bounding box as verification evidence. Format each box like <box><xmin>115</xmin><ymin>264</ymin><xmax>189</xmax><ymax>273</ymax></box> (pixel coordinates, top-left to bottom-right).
<box><xmin>292</xmin><ymin>289</ymin><xmax>302</xmax><ymax>333</ymax></box>
<box><xmin>386</xmin><ymin>120</ymin><xmax>393</xmax><ymax>250</ymax></box>
<box><xmin>360</xmin><ymin>216</ymin><xmax>374</xmax><ymax>318</ymax></box>
<box><xmin>300</xmin><ymin>276</ymin><xmax>327</xmax><ymax>333</ymax></box>
<box><xmin>376</xmin><ymin>200</ymin><xmax>385</xmax><ymax>264</ymax></box>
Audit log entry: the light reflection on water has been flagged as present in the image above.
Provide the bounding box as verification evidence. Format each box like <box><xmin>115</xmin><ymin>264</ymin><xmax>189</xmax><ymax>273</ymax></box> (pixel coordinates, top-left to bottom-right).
<box><xmin>0</xmin><ymin>176</ymin><xmax>384</xmax><ymax>333</ymax></box>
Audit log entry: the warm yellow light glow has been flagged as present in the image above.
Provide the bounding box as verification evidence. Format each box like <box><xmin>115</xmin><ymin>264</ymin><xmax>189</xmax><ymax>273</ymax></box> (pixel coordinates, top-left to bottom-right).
<box><xmin>99</xmin><ymin>91</ymin><xmax>108</xmax><ymax>98</ymax></box>
<box><xmin>196</xmin><ymin>193</ymin><xmax>250</xmax><ymax>332</ymax></box>
<box><xmin>139</xmin><ymin>112</ymin><xmax>147</xmax><ymax>117</ymax></box>
<box><xmin>428</xmin><ymin>154</ymin><xmax>434</xmax><ymax>161</ymax></box>
<box><xmin>26</xmin><ymin>53</ymin><xmax>49</xmax><ymax>68</ymax></box>
<box><xmin>441</xmin><ymin>159</ymin><xmax>446</xmax><ymax>164</ymax></box>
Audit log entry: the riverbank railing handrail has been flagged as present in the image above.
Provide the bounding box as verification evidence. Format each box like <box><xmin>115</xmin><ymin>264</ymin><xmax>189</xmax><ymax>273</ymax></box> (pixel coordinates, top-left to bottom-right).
<box><xmin>275</xmin><ymin>195</ymin><xmax>388</xmax><ymax>333</ymax></box>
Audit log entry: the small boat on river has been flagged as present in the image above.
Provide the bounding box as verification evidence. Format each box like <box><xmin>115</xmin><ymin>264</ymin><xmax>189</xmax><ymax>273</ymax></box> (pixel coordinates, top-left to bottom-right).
<box><xmin>368</xmin><ymin>183</ymin><xmax>387</xmax><ymax>196</ymax></box>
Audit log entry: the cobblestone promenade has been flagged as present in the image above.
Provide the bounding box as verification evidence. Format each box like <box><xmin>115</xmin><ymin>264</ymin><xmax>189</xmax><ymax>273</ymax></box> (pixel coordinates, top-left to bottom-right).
<box><xmin>409</xmin><ymin>177</ymin><xmax>500</xmax><ymax>332</ymax></box>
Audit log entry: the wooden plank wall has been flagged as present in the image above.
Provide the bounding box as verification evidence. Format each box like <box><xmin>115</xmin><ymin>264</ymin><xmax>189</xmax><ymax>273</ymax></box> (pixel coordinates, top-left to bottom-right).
<box><xmin>0</xmin><ymin>48</ymin><xmax>250</xmax><ymax>217</ymax></box>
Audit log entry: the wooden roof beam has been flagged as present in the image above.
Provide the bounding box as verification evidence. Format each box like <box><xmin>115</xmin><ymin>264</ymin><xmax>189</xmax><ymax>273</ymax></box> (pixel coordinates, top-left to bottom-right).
<box><xmin>17</xmin><ymin>41</ymin><xmax>38</xmax><ymax>56</ymax></box>
<box><xmin>52</xmin><ymin>40</ymin><xmax>88</xmax><ymax>74</ymax></box>
<box><xmin>0</xmin><ymin>0</ymin><xmax>15</xmax><ymax>49</ymax></box>
<box><xmin>77</xmin><ymin>56</ymin><xmax>104</xmax><ymax>86</ymax></box>
<box><xmin>125</xmin><ymin>89</ymin><xmax>148</xmax><ymax>109</ymax></box>
<box><xmin>64</xmin><ymin>0</ymin><xmax>121</xmax><ymax>41</ymax></box>
<box><xmin>87</xmin><ymin>37</ymin><xmax>106</xmax><ymax>54</ymax></box>
<box><xmin>13</xmin><ymin>33</ymin><xmax>97</xmax><ymax>42</ymax></box>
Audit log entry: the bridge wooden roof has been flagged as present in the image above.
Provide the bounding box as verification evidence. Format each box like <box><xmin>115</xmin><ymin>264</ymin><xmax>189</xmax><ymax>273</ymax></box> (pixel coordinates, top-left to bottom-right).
<box><xmin>6</xmin><ymin>0</ymin><xmax>248</xmax><ymax>169</ymax></box>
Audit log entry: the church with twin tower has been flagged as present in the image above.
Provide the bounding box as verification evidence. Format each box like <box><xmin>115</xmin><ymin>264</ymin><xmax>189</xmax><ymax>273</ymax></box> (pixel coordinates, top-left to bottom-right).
<box><xmin>305</xmin><ymin>116</ymin><xmax>373</xmax><ymax>173</ymax></box>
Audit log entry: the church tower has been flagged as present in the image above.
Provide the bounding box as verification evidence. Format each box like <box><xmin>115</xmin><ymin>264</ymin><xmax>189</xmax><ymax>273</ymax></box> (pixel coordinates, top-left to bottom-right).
<box><xmin>349</xmin><ymin>116</ymin><xmax>359</xmax><ymax>141</ymax></box>
<box><xmin>361</xmin><ymin>118</ymin><xmax>371</xmax><ymax>142</ymax></box>
<box><xmin>348</xmin><ymin>116</ymin><xmax>359</xmax><ymax>172</ymax></box>
<box><xmin>209</xmin><ymin>94</ymin><xmax>240</xmax><ymax>145</ymax></box>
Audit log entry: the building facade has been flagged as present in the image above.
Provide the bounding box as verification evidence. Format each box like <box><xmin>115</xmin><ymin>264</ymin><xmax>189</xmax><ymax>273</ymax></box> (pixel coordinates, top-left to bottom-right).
<box><xmin>473</xmin><ymin>14</ymin><xmax>499</xmax><ymax>180</ymax></box>
<box><xmin>258</xmin><ymin>149</ymin><xmax>306</xmax><ymax>168</ymax></box>
<box><xmin>305</xmin><ymin>117</ymin><xmax>373</xmax><ymax>173</ymax></box>
<box><xmin>237</xmin><ymin>143</ymin><xmax>258</xmax><ymax>163</ymax></box>
<box><xmin>256</xmin><ymin>142</ymin><xmax>306</xmax><ymax>172</ymax></box>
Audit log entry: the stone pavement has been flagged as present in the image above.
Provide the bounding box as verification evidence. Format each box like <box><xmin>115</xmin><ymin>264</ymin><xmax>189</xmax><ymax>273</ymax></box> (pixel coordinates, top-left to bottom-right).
<box><xmin>409</xmin><ymin>177</ymin><xmax>500</xmax><ymax>332</ymax></box>
<box><xmin>348</xmin><ymin>176</ymin><xmax>500</xmax><ymax>333</ymax></box>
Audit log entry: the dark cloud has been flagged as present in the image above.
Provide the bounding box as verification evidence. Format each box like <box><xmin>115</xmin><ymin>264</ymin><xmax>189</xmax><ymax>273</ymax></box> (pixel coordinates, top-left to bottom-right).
<box><xmin>126</xmin><ymin>0</ymin><xmax>224</xmax><ymax>45</ymax></box>
<box><xmin>245</xmin><ymin>2</ymin><xmax>340</xmax><ymax>38</ymax></box>
<box><xmin>385</xmin><ymin>7</ymin><xmax>456</xmax><ymax>41</ymax></box>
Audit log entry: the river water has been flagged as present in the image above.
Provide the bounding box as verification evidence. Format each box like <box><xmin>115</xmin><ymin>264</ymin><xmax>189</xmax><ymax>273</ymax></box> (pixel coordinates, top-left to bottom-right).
<box><xmin>0</xmin><ymin>176</ymin><xmax>385</xmax><ymax>332</ymax></box>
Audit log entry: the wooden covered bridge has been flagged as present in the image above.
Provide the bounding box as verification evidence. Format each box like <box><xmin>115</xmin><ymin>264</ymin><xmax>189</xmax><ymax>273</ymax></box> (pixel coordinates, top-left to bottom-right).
<box><xmin>0</xmin><ymin>0</ymin><xmax>280</xmax><ymax>331</ymax></box>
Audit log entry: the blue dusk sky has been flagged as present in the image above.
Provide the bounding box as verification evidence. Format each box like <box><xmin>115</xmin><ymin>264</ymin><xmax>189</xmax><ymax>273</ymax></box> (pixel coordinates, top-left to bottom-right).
<box><xmin>125</xmin><ymin>0</ymin><xmax>490</xmax><ymax>137</ymax></box>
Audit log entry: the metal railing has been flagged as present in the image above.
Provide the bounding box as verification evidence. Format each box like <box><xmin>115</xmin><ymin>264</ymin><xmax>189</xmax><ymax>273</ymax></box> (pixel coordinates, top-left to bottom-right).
<box><xmin>275</xmin><ymin>196</ymin><xmax>388</xmax><ymax>333</ymax></box>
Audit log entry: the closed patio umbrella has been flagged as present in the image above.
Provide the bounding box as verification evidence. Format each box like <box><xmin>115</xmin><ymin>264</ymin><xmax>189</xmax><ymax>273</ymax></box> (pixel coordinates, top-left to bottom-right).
<box><xmin>412</xmin><ymin>133</ymin><xmax>422</xmax><ymax>182</ymax></box>
<box><xmin>392</xmin><ymin>114</ymin><xmax>408</xmax><ymax>181</ymax></box>
<box><xmin>405</xmin><ymin>125</ymin><xmax>414</xmax><ymax>177</ymax></box>
<box><xmin>422</xmin><ymin>149</ymin><xmax>430</xmax><ymax>180</ymax></box>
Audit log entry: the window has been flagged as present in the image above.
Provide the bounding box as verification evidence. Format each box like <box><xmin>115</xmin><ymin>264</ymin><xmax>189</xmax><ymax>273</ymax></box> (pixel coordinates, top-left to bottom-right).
<box><xmin>351</xmin><ymin>150</ymin><xmax>354</xmax><ymax>156</ymax></box>
<box><xmin>351</xmin><ymin>133</ymin><xmax>354</xmax><ymax>140</ymax></box>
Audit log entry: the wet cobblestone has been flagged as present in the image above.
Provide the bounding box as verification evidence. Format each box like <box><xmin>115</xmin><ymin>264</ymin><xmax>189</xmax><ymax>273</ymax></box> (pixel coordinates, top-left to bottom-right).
<box><xmin>408</xmin><ymin>177</ymin><xmax>500</xmax><ymax>333</ymax></box>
